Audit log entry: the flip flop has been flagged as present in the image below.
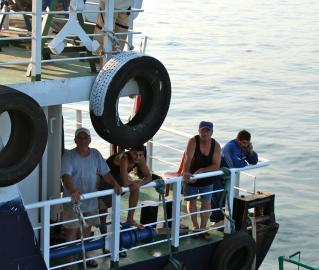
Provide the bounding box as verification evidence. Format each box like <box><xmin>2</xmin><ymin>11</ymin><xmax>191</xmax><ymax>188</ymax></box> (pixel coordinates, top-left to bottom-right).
<box><xmin>201</xmin><ymin>232</ymin><xmax>211</xmax><ymax>241</ymax></box>
<box><xmin>86</xmin><ymin>259</ymin><xmax>98</xmax><ymax>268</ymax></box>
<box><xmin>190</xmin><ymin>229</ymin><xmax>202</xmax><ymax>239</ymax></box>
<box><xmin>127</xmin><ymin>220</ymin><xmax>144</xmax><ymax>229</ymax></box>
<box><xmin>179</xmin><ymin>223</ymin><xmax>189</xmax><ymax>230</ymax></box>
<box><xmin>119</xmin><ymin>250</ymin><xmax>127</xmax><ymax>258</ymax></box>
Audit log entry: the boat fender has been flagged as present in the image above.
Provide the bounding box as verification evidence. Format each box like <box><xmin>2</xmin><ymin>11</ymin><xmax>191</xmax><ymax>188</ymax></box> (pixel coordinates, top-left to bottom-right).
<box><xmin>90</xmin><ymin>51</ymin><xmax>171</xmax><ymax>148</ymax></box>
<box><xmin>211</xmin><ymin>231</ymin><xmax>256</xmax><ymax>270</ymax></box>
<box><xmin>0</xmin><ymin>86</ymin><xmax>48</xmax><ymax>187</ymax></box>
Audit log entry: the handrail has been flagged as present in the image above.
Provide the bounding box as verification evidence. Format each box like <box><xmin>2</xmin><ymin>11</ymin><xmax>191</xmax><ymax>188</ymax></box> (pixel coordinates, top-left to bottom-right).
<box><xmin>278</xmin><ymin>252</ymin><xmax>319</xmax><ymax>270</ymax></box>
<box><xmin>24</xmin><ymin>162</ymin><xmax>269</xmax><ymax>269</ymax></box>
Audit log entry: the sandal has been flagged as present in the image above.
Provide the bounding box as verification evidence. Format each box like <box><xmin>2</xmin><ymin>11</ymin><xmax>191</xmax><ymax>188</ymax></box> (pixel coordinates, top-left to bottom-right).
<box><xmin>190</xmin><ymin>229</ymin><xmax>202</xmax><ymax>239</ymax></box>
<box><xmin>180</xmin><ymin>223</ymin><xmax>189</xmax><ymax>230</ymax></box>
<box><xmin>119</xmin><ymin>250</ymin><xmax>127</xmax><ymax>258</ymax></box>
<box><xmin>86</xmin><ymin>259</ymin><xmax>98</xmax><ymax>268</ymax></box>
<box><xmin>201</xmin><ymin>232</ymin><xmax>211</xmax><ymax>241</ymax></box>
<box><xmin>126</xmin><ymin>220</ymin><xmax>144</xmax><ymax>229</ymax></box>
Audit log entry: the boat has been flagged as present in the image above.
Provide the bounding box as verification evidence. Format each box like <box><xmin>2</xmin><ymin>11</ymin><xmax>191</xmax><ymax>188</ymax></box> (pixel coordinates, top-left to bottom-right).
<box><xmin>0</xmin><ymin>1</ymin><xmax>279</xmax><ymax>269</ymax></box>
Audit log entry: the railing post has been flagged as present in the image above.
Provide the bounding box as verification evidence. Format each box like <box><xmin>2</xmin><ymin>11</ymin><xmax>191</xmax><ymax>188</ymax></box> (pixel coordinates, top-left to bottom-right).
<box><xmin>110</xmin><ymin>192</ymin><xmax>121</xmax><ymax>269</ymax></box>
<box><xmin>278</xmin><ymin>256</ymin><xmax>285</xmax><ymax>270</ymax></box>
<box><xmin>127</xmin><ymin>0</ymin><xmax>133</xmax><ymax>48</ymax></box>
<box><xmin>234</xmin><ymin>171</ymin><xmax>240</xmax><ymax>197</ymax></box>
<box><xmin>76</xmin><ymin>109</ymin><xmax>82</xmax><ymax>129</ymax></box>
<box><xmin>41</xmin><ymin>204</ymin><xmax>51</xmax><ymax>268</ymax></box>
<box><xmin>104</xmin><ymin>0</ymin><xmax>115</xmax><ymax>62</ymax></box>
<box><xmin>146</xmin><ymin>141</ymin><xmax>153</xmax><ymax>171</ymax></box>
<box><xmin>171</xmin><ymin>178</ymin><xmax>182</xmax><ymax>250</ymax></box>
<box><xmin>224</xmin><ymin>169</ymin><xmax>236</xmax><ymax>233</ymax></box>
<box><xmin>30</xmin><ymin>0</ymin><xmax>42</xmax><ymax>81</ymax></box>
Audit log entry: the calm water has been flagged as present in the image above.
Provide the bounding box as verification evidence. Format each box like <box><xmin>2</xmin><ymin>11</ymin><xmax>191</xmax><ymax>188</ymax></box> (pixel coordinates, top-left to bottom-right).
<box><xmin>131</xmin><ymin>0</ymin><xmax>319</xmax><ymax>268</ymax></box>
<box><xmin>66</xmin><ymin>0</ymin><xmax>319</xmax><ymax>268</ymax></box>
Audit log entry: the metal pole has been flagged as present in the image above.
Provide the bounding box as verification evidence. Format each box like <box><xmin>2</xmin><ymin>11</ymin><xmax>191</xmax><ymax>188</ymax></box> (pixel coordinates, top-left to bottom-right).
<box><xmin>42</xmin><ymin>204</ymin><xmax>51</xmax><ymax>268</ymax></box>
<box><xmin>110</xmin><ymin>192</ymin><xmax>121</xmax><ymax>269</ymax></box>
<box><xmin>104</xmin><ymin>0</ymin><xmax>114</xmax><ymax>62</ymax></box>
<box><xmin>146</xmin><ymin>141</ymin><xmax>153</xmax><ymax>171</ymax></box>
<box><xmin>171</xmin><ymin>178</ymin><xmax>182</xmax><ymax>250</ymax></box>
<box><xmin>224</xmin><ymin>169</ymin><xmax>236</xmax><ymax>233</ymax></box>
<box><xmin>278</xmin><ymin>256</ymin><xmax>284</xmax><ymax>270</ymax></box>
<box><xmin>76</xmin><ymin>109</ymin><xmax>82</xmax><ymax>129</ymax></box>
<box><xmin>31</xmin><ymin>0</ymin><xmax>42</xmax><ymax>81</ymax></box>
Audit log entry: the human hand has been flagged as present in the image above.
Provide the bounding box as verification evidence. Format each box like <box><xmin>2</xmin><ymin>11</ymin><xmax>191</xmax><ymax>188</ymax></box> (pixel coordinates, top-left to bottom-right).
<box><xmin>248</xmin><ymin>143</ymin><xmax>253</xmax><ymax>155</ymax></box>
<box><xmin>114</xmin><ymin>184</ymin><xmax>122</xmax><ymax>195</ymax></box>
<box><xmin>70</xmin><ymin>190</ymin><xmax>81</xmax><ymax>203</ymax></box>
<box><xmin>183</xmin><ymin>172</ymin><xmax>192</xmax><ymax>184</ymax></box>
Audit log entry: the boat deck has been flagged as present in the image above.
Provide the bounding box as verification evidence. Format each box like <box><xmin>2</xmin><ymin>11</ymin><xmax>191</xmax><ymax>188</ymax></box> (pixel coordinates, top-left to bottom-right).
<box><xmin>49</xmin><ymin>187</ymin><xmax>224</xmax><ymax>270</ymax></box>
<box><xmin>0</xmin><ymin>44</ymin><xmax>98</xmax><ymax>85</ymax></box>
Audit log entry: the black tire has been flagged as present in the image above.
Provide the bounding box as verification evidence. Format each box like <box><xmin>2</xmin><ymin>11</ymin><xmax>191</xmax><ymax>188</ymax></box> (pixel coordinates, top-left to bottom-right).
<box><xmin>90</xmin><ymin>52</ymin><xmax>171</xmax><ymax>148</ymax></box>
<box><xmin>211</xmin><ymin>232</ymin><xmax>256</xmax><ymax>270</ymax></box>
<box><xmin>0</xmin><ymin>86</ymin><xmax>48</xmax><ymax>187</ymax></box>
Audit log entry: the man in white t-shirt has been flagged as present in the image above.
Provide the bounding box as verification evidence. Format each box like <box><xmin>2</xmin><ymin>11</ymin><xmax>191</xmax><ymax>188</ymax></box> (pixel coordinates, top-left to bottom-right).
<box><xmin>61</xmin><ymin>127</ymin><xmax>122</xmax><ymax>268</ymax></box>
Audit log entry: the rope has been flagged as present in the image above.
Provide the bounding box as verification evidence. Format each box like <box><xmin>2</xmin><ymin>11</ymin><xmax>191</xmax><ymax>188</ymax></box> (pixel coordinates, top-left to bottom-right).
<box><xmin>73</xmin><ymin>201</ymin><xmax>88</xmax><ymax>270</ymax></box>
<box><xmin>106</xmin><ymin>30</ymin><xmax>134</xmax><ymax>52</ymax></box>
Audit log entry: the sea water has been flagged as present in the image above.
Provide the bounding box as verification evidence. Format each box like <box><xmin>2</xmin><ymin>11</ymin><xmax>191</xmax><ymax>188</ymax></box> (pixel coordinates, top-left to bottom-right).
<box><xmin>66</xmin><ymin>0</ymin><xmax>319</xmax><ymax>268</ymax></box>
<box><xmin>136</xmin><ymin>0</ymin><xmax>319</xmax><ymax>268</ymax></box>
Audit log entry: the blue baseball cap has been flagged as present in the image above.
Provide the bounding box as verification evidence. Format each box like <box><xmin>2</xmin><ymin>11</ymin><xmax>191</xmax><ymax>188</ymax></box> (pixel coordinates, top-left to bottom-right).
<box><xmin>199</xmin><ymin>121</ymin><xmax>213</xmax><ymax>130</ymax></box>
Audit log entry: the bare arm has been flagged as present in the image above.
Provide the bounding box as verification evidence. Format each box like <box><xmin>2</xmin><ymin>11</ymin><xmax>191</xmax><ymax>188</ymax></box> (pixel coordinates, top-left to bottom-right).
<box><xmin>194</xmin><ymin>142</ymin><xmax>221</xmax><ymax>174</ymax></box>
<box><xmin>119</xmin><ymin>154</ymin><xmax>135</xmax><ymax>187</ymax></box>
<box><xmin>102</xmin><ymin>172</ymin><xmax>122</xmax><ymax>195</ymax></box>
<box><xmin>62</xmin><ymin>174</ymin><xmax>81</xmax><ymax>202</ymax></box>
<box><xmin>137</xmin><ymin>157</ymin><xmax>152</xmax><ymax>186</ymax></box>
<box><xmin>182</xmin><ymin>137</ymin><xmax>196</xmax><ymax>183</ymax></box>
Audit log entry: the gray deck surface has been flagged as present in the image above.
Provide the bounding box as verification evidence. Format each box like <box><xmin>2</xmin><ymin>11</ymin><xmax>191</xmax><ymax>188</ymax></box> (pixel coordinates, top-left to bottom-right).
<box><xmin>0</xmin><ymin>44</ymin><xmax>98</xmax><ymax>85</ymax></box>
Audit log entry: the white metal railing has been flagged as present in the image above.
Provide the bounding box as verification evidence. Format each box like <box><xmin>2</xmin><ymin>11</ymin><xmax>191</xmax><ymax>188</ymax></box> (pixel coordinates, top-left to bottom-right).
<box><xmin>24</xmin><ymin>162</ymin><xmax>269</xmax><ymax>269</ymax></box>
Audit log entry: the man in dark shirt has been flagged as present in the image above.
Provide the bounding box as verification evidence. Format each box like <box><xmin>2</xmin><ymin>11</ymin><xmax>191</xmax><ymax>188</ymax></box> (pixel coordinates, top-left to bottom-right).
<box><xmin>182</xmin><ymin>121</ymin><xmax>221</xmax><ymax>239</ymax></box>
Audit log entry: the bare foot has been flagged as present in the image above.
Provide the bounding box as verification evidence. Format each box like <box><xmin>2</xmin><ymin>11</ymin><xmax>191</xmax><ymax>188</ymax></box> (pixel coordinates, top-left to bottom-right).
<box><xmin>127</xmin><ymin>220</ymin><xmax>144</xmax><ymax>229</ymax></box>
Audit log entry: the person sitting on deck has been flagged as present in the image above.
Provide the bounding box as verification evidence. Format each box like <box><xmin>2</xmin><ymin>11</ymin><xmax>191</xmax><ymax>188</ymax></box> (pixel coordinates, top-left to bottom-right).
<box><xmin>97</xmin><ymin>145</ymin><xmax>152</xmax><ymax>233</ymax></box>
<box><xmin>182</xmin><ymin>121</ymin><xmax>221</xmax><ymax>240</ymax></box>
<box><xmin>61</xmin><ymin>127</ymin><xmax>122</xmax><ymax>269</ymax></box>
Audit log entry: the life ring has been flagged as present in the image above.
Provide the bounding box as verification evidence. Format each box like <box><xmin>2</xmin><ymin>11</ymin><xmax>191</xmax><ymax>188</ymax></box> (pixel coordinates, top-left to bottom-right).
<box><xmin>0</xmin><ymin>86</ymin><xmax>48</xmax><ymax>187</ymax></box>
<box><xmin>211</xmin><ymin>231</ymin><xmax>256</xmax><ymax>270</ymax></box>
<box><xmin>90</xmin><ymin>52</ymin><xmax>171</xmax><ymax>148</ymax></box>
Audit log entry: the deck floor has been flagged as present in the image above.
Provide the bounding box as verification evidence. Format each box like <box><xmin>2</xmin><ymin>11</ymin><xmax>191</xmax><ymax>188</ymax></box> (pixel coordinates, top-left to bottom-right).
<box><xmin>50</xmin><ymin>188</ymin><xmax>224</xmax><ymax>270</ymax></box>
<box><xmin>0</xmin><ymin>44</ymin><xmax>98</xmax><ymax>85</ymax></box>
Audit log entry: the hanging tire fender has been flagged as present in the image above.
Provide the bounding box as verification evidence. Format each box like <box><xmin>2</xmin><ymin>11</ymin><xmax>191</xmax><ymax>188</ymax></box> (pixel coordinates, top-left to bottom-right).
<box><xmin>211</xmin><ymin>231</ymin><xmax>256</xmax><ymax>270</ymax></box>
<box><xmin>0</xmin><ymin>86</ymin><xmax>48</xmax><ymax>187</ymax></box>
<box><xmin>90</xmin><ymin>51</ymin><xmax>171</xmax><ymax>148</ymax></box>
